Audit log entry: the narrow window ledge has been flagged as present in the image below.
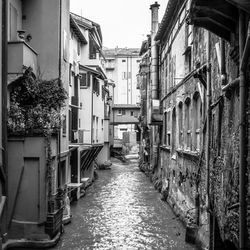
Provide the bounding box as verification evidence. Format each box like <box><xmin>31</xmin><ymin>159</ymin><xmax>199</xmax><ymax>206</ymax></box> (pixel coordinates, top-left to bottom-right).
<box><xmin>176</xmin><ymin>148</ymin><xmax>200</xmax><ymax>160</ymax></box>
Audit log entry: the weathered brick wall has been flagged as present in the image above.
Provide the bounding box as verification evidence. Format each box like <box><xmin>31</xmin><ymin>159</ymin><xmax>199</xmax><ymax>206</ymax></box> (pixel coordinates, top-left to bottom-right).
<box><xmin>209</xmin><ymin>32</ymin><xmax>241</xmax><ymax>247</ymax></box>
<box><xmin>160</xmin><ymin>74</ymin><xmax>208</xmax><ymax>242</ymax></box>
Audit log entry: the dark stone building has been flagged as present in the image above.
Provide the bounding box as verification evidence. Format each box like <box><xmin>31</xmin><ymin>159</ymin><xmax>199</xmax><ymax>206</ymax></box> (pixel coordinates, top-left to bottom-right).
<box><xmin>138</xmin><ymin>0</ymin><xmax>250</xmax><ymax>249</ymax></box>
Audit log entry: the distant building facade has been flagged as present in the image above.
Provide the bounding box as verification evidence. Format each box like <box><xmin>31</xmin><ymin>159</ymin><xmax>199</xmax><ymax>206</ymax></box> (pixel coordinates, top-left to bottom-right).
<box><xmin>103</xmin><ymin>48</ymin><xmax>141</xmax><ymax>139</ymax></box>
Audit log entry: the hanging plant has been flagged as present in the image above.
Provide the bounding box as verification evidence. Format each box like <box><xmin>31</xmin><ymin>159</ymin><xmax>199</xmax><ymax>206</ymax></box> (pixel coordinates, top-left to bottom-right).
<box><xmin>7</xmin><ymin>67</ymin><xmax>68</xmax><ymax>135</ymax></box>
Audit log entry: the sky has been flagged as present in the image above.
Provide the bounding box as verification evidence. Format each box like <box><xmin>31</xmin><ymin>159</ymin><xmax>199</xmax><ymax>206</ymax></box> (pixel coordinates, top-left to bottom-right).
<box><xmin>70</xmin><ymin>0</ymin><xmax>169</xmax><ymax>49</ymax></box>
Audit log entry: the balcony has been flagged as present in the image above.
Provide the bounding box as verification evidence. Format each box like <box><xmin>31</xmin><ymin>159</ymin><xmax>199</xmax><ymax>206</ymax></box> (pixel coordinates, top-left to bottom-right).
<box><xmin>8</xmin><ymin>41</ymin><xmax>38</xmax><ymax>76</ymax></box>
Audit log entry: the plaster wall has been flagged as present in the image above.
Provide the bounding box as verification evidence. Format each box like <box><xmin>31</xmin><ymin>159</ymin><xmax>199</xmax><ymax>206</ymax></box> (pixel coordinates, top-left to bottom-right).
<box><xmin>22</xmin><ymin>0</ymin><xmax>70</xmax><ymax>153</ymax></box>
<box><xmin>7</xmin><ymin>0</ymin><xmax>22</xmax><ymax>41</ymax></box>
<box><xmin>7</xmin><ymin>136</ymin><xmax>57</xmax><ymax>239</ymax></box>
<box><xmin>115</xmin><ymin>57</ymin><xmax>140</xmax><ymax>105</ymax></box>
<box><xmin>79</xmin><ymin>85</ymin><xmax>92</xmax><ymax>144</ymax></box>
<box><xmin>113</xmin><ymin>108</ymin><xmax>140</xmax><ymax>124</ymax></box>
<box><xmin>93</xmin><ymin>80</ymin><xmax>104</xmax><ymax>144</ymax></box>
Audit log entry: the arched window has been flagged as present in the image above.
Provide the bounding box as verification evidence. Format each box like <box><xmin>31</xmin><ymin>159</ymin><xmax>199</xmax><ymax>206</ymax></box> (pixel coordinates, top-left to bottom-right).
<box><xmin>166</xmin><ymin>110</ymin><xmax>171</xmax><ymax>146</ymax></box>
<box><xmin>163</xmin><ymin>111</ymin><xmax>167</xmax><ymax>145</ymax></box>
<box><xmin>172</xmin><ymin>107</ymin><xmax>176</xmax><ymax>151</ymax></box>
<box><xmin>184</xmin><ymin>97</ymin><xmax>191</xmax><ymax>150</ymax></box>
<box><xmin>178</xmin><ymin>102</ymin><xmax>183</xmax><ymax>148</ymax></box>
<box><xmin>193</xmin><ymin>92</ymin><xmax>202</xmax><ymax>151</ymax></box>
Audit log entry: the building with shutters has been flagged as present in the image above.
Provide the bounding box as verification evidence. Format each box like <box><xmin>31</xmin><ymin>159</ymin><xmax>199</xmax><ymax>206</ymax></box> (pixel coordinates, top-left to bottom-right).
<box><xmin>68</xmin><ymin>13</ymin><xmax>111</xmax><ymax>200</ymax></box>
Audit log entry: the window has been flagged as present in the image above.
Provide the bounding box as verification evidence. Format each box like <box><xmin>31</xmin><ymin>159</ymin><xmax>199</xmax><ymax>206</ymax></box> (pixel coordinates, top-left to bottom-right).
<box><xmin>62</xmin><ymin>115</ymin><xmax>66</xmax><ymax>136</ymax></box>
<box><xmin>63</xmin><ymin>30</ymin><xmax>68</xmax><ymax>61</ymax></box>
<box><xmin>102</xmin><ymin>86</ymin><xmax>105</xmax><ymax>100</ymax></box>
<box><xmin>77</xmin><ymin>40</ymin><xmax>81</xmax><ymax>56</ymax></box>
<box><xmin>163</xmin><ymin>112</ymin><xmax>167</xmax><ymax>145</ymax></box>
<box><xmin>122</xmin><ymin>59</ymin><xmax>126</xmax><ymax>62</ymax></box>
<box><xmin>130</xmin><ymin>111</ymin><xmax>134</xmax><ymax>116</ymax></box>
<box><xmin>122</xmin><ymin>72</ymin><xmax>131</xmax><ymax>80</ymax></box>
<box><xmin>9</xmin><ymin>4</ymin><xmax>17</xmax><ymax>41</ymax></box>
<box><xmin>172</xmin><ymin>108</ymin><xmax>176</xmax><ymax>151</ymax></box>
<box><xmin>80</xmin><ymin>73</ymin><xmax>90</xmax><ymax>88</ymax></box>
<box><xmin>184</xmin><ymin>23</ymin><xmax>193</xmax><ymax>73</ymax></box>
<box><xmin>69</xmin><ymin>64</ymin><xmax>72</xmax><ymax>86</ymax></box>
<box><xmin>122</xmin><ymin>72</ymin><xmax>126</xmax><ymax>80</ymax></box>
<box><xmin>178</xmin><ymin>102</ymin><xmax>183</xmax><ymax>148</ymax></box>
<box><xmin>89</xmin><ymin>35</ymin><xmax>97</xmax><ymax>59</ymax></box>
<box><xmin>92</xmin><ymin>115</ymin><xmax>95</xmax><ymax>142</ymax></box>
<box><xmin>122</xmin><ymin>109</ymin><xmax>126</xmax><ymax>115</ymax></box>
<box><xmin>80</xmin><ymin>73</ymin><xmax>87</xmax><ymax>87</ymax></box>
<box><xmin>166</xmin><ymin>111</ymin><xmax>171</xmax><ymax>146</ymax></box>
<box><xmin>93</xmin><ymin>77</ymin><xmax>100</xmax><ymax>95</ymax></box>
<box><xmin>193</xmin><ymin>92</ymin><xmax>201</xmax><ymax>151</ymax></box>
<box><xmin>184</xmin><ymin>98</ymin><xmax>191</xmax><ymax>150</ymax></box>
<box><xmin>96</xmin><ymin>117</ymin><xmax>98</xmax><ymax>142</ymax></box>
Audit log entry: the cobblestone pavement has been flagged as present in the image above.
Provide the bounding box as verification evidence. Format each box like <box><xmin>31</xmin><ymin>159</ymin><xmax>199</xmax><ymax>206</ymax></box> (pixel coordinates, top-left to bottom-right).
<box><xmin>53</xmin><ymin>158</ymin><xmax>197</xmax><ymax>250</ymax></box>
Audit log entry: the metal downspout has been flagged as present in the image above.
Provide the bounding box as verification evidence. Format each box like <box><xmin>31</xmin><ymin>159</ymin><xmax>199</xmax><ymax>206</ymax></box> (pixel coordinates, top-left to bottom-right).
<box><xmin>2</xmin><ymin>0</ymin><xmax>8</xmax><ymax>197</ymax></box>
<box><xmin>58</xmin><ymin>0</ymin><xmax>62</xmax><ymax>187</ymax></box>
<box><xmin>205</xmin><ymin>30</ymin><xmax>212</xmax><ymax>248</ymax></box>
<box><xmin>239</xmin><ymin>11</ymin><xmax>248</xmax><ymax>250</ymax></box>
<box><xmin>91</xmin><ymin>78</ymin><xmax>93</xmax><ymax>145</ymax></box>
<box><xmin>150</xmin><ymin>2</ymin><xmax>160</xmax><ymax>100</ymax></box>
<box><xmin>2</xmin><ymin>0</ymin><xmax>8</xmax><ymax>240</ymax></box>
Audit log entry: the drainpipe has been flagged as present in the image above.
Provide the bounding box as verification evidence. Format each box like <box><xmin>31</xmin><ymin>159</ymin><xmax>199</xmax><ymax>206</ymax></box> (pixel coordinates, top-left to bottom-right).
<box><xmin>2</xmin><ymin>0</ymin><xmax>8</xmax><ymax>196</ymax></box>
<box><xmin>239</xmin><ymin>11</ymin><xmax>248</xmax><ymax>250</ymax></box>
<box><xmin>150</xmin><ymin>2</ymin><xmax>160</xmax><ymax>100</ymax></box>
<box><xmin>127</xmin><ymin>55</ymin><xmax>129</xmax><ymax>104</ymax></box>
<box><xmin>58</xmin><ymin>0</ymin><xmax>62</xmax><ymax>189</ymax></box>
<box><xmin>91</xmin><ymin>76</ymin><xmax>94</xmax><ymax>145</ymax></box>
<box><xmin>2</xmin><ymin>0</ymin><xmax>8</xmax><ymax>240</ymax></box>
<box><xmin>205</xmin><ymin>30</ymin><xmax>211</xmax><ymax>238</ymax></box>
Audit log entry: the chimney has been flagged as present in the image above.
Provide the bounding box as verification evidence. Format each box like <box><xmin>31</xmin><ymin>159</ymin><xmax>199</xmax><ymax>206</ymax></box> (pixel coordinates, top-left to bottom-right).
<box><xmin>150</xmin><ymin>2</ymin><xmax>160</xmax><ymax>100</ymax></box>
<box><xmin>150</xmin><ymin>2</ymin><xmax>160</xmax><ymax>36</ymax></box>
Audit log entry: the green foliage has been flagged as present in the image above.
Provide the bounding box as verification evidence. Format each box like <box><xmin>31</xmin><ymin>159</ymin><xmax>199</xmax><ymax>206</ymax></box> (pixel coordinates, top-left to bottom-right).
<box><xmin>8</xmin><ymin>67</ymin><xmax>68</xmax><ymax>135</ymax></box>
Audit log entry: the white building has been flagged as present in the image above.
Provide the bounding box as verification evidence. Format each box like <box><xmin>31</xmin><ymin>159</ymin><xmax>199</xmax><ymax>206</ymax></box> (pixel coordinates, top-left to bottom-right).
<box><xmin>103</xmin><ymin>48</ymin><xmax>141</xmax><ymax>139</ymax></box>
<box><xmin>69</xmin><ymin>13</ymin><xmax>110</xmax><ymax>199</ymax></box>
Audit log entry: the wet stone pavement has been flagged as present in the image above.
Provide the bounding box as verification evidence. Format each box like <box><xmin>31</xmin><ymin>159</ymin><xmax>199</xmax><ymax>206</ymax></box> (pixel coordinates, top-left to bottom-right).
<box><xmin>53</xmin><ymin>158</ymin><xmax>197</xmax><ymax>250</ymax></box>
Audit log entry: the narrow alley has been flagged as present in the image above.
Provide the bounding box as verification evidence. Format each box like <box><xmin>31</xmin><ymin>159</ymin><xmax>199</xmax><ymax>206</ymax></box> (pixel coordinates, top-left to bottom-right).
<box><xmin>52</xmin><ymin>158</ymin><xmax>196</xmax><ymax>250</ymax></box>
